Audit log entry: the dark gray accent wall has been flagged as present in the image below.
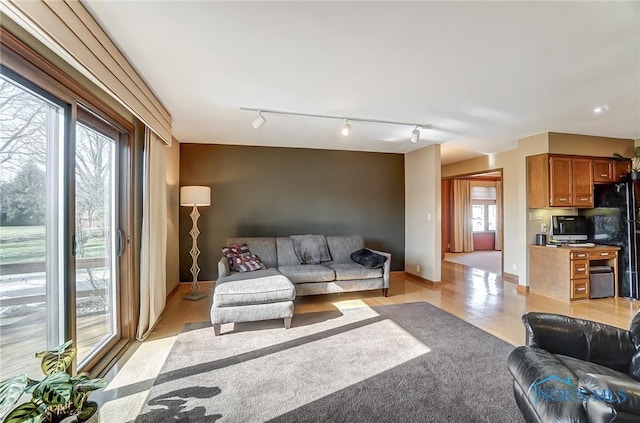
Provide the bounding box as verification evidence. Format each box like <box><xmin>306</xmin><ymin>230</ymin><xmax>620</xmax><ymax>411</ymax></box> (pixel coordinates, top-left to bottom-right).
<box><xmin>179</xmin><ymin>144</ymin><xmax>405</xmax><ymax>281</ymax></box>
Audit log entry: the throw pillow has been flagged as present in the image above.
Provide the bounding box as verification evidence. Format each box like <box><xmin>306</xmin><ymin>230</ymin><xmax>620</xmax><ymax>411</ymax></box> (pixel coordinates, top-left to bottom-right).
<box><xmin>350</xmin><ymin>248</ymin><xmax>386</xmax><ymax>269</ymax></box>
<box><xmin>222</xmin><ymin>243</ymin><xmax>251</xmax><ymax>266</ymax></box>
<box><xmin>231</xmin><ymin>254</ymin><xmax>266</xmax><ymax>273</ymax></box>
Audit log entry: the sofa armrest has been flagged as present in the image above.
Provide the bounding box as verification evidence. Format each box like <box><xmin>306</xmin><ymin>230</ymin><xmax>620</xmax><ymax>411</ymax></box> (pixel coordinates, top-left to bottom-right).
<box><xmin>522</xmin><ymin>312</ymin><xmax>635</xmax><ymax>372</ymax></box>
<box><xmin>580</xmin><ymin>373</ymin><xmax>640</xmax><ymax>422</ymax></box>
<box><xmin>366</xmin><ymin>248</ymin><xmax>391</xmax><ymax>288</ymax></box>
<box><xmin>218</xmin><ymin>257</ymin><xmax>230</xmax><ymax>279</ymax></box>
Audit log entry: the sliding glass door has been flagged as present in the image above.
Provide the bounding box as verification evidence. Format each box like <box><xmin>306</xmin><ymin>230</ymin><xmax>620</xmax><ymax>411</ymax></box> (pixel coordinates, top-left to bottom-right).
<box><xmin>0</xmin><ymin>73</ymin><xmax>66</xmax><ymax>378</ymax></box>
<box><xmin>0</xmin><ymin>66</ymin><xmax>131</xmax><ymax>378</ymax></box>
<box><xmin>74</xmin><ymin>116</ymin><xmax>121</xmax><ymax>367</ymax></box>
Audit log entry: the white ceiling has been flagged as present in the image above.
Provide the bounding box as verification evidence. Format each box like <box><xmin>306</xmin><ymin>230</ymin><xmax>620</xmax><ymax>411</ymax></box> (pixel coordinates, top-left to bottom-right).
<box><xmin>83</xmin><ymin>1</ymin><xmax>640</xmax><ymax>164</ymax></box>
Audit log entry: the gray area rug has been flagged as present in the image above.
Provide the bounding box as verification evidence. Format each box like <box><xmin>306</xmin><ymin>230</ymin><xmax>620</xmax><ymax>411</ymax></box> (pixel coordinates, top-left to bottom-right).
<box><xmin>136</xmin><ymin>302</ymin><xmax>523</xmax><ymax>422</ymax></box>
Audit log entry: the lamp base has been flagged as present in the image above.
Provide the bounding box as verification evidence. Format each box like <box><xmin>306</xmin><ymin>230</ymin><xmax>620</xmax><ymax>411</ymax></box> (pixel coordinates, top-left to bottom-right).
<box><xmin>183</xmin><ymin>292</ymin><xmax>207</xmax><ymax>301</ymax></box>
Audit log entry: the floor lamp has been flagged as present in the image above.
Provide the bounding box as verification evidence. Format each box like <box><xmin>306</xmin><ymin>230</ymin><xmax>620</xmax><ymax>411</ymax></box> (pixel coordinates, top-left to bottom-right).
<box><xmin>180</xmin><ymin>186</ymin><xmax>211</xmax><ymax>301</ymax></box>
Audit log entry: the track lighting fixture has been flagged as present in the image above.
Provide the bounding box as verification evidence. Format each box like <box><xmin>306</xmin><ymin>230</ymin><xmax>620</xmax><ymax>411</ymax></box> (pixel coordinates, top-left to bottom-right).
<box><xmin>251</xmin><ymin>111</ymin><xmax>266</xmax><ymax>129</ymax></box>
<box><xmin>411</xmin><ymin>126</ymin><xmax>420</xmax><ymax>143</ymax></box>
<box><xmin>240</xmin><ymin>107</ymin><xmax>432</xmax><ymax>142</ymax></box>
<box><xmin>341</xmin><ymin>120</ymin><xmax>351</xmax><ymax>136</ymax></box>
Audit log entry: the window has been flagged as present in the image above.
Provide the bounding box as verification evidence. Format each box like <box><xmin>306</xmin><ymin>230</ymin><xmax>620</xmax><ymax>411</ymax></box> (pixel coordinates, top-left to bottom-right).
<box><xmin>471</xmin><ymin>184</ymin><xmax>497</xmax><ymax>232</ymax></box>
<box><xmin>0</xmin><ymin>37</ymin><xmax>134</xmax><ymax>378</ymax></box>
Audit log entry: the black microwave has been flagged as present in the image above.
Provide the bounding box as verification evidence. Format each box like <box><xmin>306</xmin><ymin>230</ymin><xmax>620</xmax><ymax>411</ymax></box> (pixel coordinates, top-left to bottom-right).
<box><xmin>550</xmin><ymin>215</ymin><xmax>588</xmax><ymax>242</ymax></box>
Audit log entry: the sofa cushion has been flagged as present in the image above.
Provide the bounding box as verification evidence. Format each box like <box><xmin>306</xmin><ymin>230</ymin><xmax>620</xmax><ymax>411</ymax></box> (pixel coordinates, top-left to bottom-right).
<box><xmin>213</xmin><ymin>273</ymin><xmax>295</xmax><ymax>307</ymax></box>
<box><xmin>350</xmin><ymin>248</ymin><xmax>386</xmax><ymax>269</ymax></box>
<box><xmin>276</xmin><ymin>237</ymin><xmax>300</xmax><ymax>266</ymax></box>
<box><xmin>555</xmin><ymin>354</ymin><xmax>636</xmax><ymax>380</ymax></box>
<box><xmin>325</xmin><ymin>235</ymin><xmax>365</xmax><ymax>264</ymax></box>
<box><xmin>226</xmin><ymin>237</ymin><xmax>277</xmax><ymax>268</ymax></box>
<box><xmin>217</xmin><ymin>268</ymin><xmax>281</xmax><ymax>284</ymax></box>
<box><xmin>327</xmin><ymin>263</ymin><xmax>383</xmax><ymax>281</ymax></box>
<box><xmin>278</xmin><ymin>265</ymin><xmax>335</xmax><ymax>283</ymax></box>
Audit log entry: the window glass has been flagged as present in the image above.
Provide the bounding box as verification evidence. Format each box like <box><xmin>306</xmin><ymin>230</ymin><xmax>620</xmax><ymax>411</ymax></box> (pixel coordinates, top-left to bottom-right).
<box><xmin>0</xmin><ymin>74</ymin><xmax>66</xmax><ymax>379</ymax></box>
<box><xmin>472</xmin><ymin>205</ymin><xmax>485</xmax><ymax>232</ymax></box>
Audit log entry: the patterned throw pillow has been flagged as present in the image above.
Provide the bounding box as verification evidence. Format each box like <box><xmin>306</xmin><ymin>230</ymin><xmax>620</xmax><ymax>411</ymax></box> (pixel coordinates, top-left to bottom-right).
<box><xmin>231</xmin><ymin>254</ymin><xmax>266</xmax><ymax>273</ymax></box>
<box><xmin>222</xmin><ymin>243</ymin><xmax>251</xmax><ymax>266</ymax></box>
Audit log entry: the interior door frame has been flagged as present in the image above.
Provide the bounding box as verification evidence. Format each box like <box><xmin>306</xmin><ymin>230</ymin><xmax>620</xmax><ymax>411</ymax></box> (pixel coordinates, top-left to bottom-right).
<box><xmin>441</xmin><ymin>169</ymin><xmax>504</xmax><ymax>276</ymax></box>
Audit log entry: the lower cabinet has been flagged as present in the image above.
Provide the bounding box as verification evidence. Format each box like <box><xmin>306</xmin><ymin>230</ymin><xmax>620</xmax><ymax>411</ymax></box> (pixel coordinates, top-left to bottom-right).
<box><xmin>528</xmin><ymin>245</ymin><xmax>618</xmax><ymax>301</ymax></box>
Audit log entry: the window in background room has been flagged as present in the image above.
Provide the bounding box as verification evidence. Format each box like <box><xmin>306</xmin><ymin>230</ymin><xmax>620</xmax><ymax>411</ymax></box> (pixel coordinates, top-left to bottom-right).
<box><xmin>471</xmin><ymin>184</ymin><xmax>497</xmax><ymax>232</ymax></box>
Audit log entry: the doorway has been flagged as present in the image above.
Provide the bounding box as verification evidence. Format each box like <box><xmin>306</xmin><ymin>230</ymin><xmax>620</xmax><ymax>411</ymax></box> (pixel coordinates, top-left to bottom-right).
<box><xmin>441</xmin><ymin>170</ymin><xmax>504</xmax><ymax>275</ymax></box>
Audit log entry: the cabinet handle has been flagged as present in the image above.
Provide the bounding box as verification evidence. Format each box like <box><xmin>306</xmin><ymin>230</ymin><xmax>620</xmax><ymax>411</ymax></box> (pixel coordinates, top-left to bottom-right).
<box><xmin>577</xmin><ymin>287</ymin><xmax>586</xmax><ymax>292</ymax></box>
<box><xmin>600</xmin><ymin>173</ymin><xmax>608</xmax><ymax>177</ymax></box>
<box><xmin>576</xmin><ymin>254</ymin><xmax>586</xmax><ymax>257</ymax></box>
<box><xmin>577</xmin><ymin>267</ymin><xmax>586</xmax><ymax>271</ymax></box>
<box><xmin>600</xmin><ymin>252</ymin><xmax>609</xmax><ymax>256</ymax></box>
<box><xmin>558</xmin><ymin>198</ymin><xmax>568</xmax><ymax>202</ymax></box>
<box><xmin>580</xmin><ymin>198</ymin><xmax>589</xmax><ymax>202</ymax></box>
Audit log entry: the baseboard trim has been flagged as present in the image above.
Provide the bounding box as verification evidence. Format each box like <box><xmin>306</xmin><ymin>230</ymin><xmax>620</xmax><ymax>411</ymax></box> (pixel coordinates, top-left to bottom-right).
<box><xmin>503</xmin><ymin>272</ymin><xmax>519</xmax><ymax>284</ymax></box>
<box><xmin>402</xmin><ymin>271</ymin><xmax>439</xmax><ymax>284</ymax></box>
<box><xmin>516</xmin><ymin>284</ymin><xmax>530</xmax><ymax>294</ymax></box>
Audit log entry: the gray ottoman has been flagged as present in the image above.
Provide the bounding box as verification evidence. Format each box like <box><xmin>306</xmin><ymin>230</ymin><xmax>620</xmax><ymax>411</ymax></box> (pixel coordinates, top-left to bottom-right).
<box><xmin>211</xmin><ymin>268</ymin><xmax>296</xmax><ymax>336</ymax></box>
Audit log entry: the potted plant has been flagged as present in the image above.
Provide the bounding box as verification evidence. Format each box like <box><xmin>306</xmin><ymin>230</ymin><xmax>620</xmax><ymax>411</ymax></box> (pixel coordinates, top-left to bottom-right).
<box><xmin>0</xmin><ymin>340</ymin><xmax>107</xmax><ymax>423</ymax></box>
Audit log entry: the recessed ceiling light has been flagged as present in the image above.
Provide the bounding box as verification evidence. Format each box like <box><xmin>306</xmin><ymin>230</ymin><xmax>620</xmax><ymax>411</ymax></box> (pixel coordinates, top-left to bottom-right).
<box><xmin>591</xmin><ymin>105</ymin><xmax>609</xmax><ymax>114</ymax></box>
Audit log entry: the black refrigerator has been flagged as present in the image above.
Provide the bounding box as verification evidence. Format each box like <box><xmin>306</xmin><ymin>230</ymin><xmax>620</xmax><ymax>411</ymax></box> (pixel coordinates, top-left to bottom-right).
<box><xmin>580</xmin><ymin>182</ymin><xmax>640</xmax><ymax>299</ymax></box>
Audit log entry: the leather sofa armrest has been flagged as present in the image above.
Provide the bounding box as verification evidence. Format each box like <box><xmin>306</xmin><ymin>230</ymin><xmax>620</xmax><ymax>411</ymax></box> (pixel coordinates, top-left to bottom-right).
<box><xmin>366</xmin><ymin>248</ymin><xmax>391</xmax><ymax>288</ymax></box>
<box><xmin>580</xmin><ymin>373</ymin><xmax>640</xmax><ymax>422</ymax></box>
<box><xmin>218</xmin><ymin>256</ymin><xmax>230</xmax><ymax>279</ymax></box>
<box><xmin>522</xmin><ymin>312</ymin><xmax>635</xmax><ymax>372</ymax></box>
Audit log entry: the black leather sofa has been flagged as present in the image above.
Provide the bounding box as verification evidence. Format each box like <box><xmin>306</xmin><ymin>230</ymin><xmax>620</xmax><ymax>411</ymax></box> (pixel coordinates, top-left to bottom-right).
<box><xmin>507</xmin><ymin>312</ymin><xmax>640</xmax><ymax>422</ymax></box>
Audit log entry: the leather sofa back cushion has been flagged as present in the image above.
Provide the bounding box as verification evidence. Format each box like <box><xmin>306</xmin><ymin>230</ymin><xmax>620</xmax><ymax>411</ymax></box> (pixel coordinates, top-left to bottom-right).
<box><xmin>523</xmin><ymin>313</ymin><xmax>635</xmax><ymax>373</ymax></box>
<box><xmin>629</xmin><ymin>311</ymin><xmax>640</xmax><ymax>349</ymax></box>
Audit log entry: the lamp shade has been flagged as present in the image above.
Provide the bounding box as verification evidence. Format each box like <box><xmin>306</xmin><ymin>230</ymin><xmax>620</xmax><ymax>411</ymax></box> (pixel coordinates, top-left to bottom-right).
<box><xmin>180</xmin><ymin>186</ymin><xmax>211</xmax><ymax>206</ymax></box>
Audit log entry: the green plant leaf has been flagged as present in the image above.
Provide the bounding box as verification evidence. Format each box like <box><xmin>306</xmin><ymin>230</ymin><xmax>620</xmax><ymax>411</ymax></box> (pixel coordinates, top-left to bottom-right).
<box><xmin>36</xmin><ymin>341</ymin><xmax>76</xmax><ymax>375</ymax></box>
<box><xmin>32</xmin><ymin>372</ymin><xmax>72</xmax><ymax>406</ymax></box>
<box><xmin>3</xmin><ymin>401</ymin><xmax>46</xmax><ymax>423</ymax></box>
<box><xmin>71</xmin><ymin>374</ymin><xmax>107</xmax><ymax>410</ymax></box>
<box><xmin>0</xmin><ymin>374</ymin><xmax>28</xmax><ymax>421</ymax></box>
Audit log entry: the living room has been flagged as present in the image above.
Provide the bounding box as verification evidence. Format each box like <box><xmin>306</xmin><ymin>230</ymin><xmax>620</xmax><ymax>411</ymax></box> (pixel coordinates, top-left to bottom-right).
<box><xmin>1</xmin><ymin>2</ymin><xmax>639</xmax><ymax>422</ymax></box>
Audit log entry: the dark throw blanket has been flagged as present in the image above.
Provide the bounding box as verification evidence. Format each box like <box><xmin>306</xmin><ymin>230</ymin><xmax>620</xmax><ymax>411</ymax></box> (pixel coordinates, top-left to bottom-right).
<box><xmin>290</xmin><ymin>234</ymin><xmax>331</xmax><ymax>264</ymax></box>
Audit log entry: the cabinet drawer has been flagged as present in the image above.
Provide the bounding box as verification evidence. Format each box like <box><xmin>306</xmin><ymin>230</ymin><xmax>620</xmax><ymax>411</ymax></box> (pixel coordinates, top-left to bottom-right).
<box><xmin>571</xmin><ymin>260</ymin><xmax>589</xmax><ymax>278</ymax></box>
<box><xmin>572</xmin><ymin>280</ymin><xmax>589</xmax><ymax>299</ymax></box>
<box><xmin>570</xmin><ymin>251</ymin><xmax>590</xmax><ymax>260</ymax></box>
<box><xmin>590</xmin><ymin>251</ymin><xmax>616</xmax><ymax>259</ymax></box>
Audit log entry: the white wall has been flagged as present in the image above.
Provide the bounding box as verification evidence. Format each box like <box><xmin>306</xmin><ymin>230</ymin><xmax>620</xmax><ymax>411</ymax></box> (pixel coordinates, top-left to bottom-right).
<box><xmin>405</xmin><ymin>144</ymin><xmax>442</xmax><ymax>281</ymax></box>
<box><xmin>442</xmin><ymin>148</ymin><xmax>527</xmax><ymax>283</ymax></box>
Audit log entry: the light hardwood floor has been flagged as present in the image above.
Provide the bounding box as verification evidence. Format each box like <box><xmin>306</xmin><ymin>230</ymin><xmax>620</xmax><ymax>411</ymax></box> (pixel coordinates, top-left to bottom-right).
<box><xmin>96</xmin><ymin>261</ymin><xmax>640</xmax><ymax>421</ymax></box>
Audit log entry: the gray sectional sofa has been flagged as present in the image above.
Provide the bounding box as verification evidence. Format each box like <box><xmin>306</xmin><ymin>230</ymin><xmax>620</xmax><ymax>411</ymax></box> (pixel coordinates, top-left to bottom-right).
<box><xmin>211</xmin><ymin>235</ymin><xmax>391</xmax><ymax>335</ymax></box>
<box><xmin>216</xmin><ymin>235</ymin><xmax>391</xmax><ymax>296</ymax></box>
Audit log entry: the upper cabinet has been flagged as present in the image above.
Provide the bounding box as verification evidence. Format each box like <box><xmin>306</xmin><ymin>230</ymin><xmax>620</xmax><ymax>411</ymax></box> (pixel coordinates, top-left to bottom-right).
<box><xmin>592</xmin><ymin>159</ymin><xmax>630</xmax><ymax>183</ymax></box>
<box><xmin>593</xmin><ymin>159</ymin><xmax>613</xmax><ymax>183</ymax></box>
<box><xmin>613</xmin><ymin>160</ymin><xmax>631</xmax><ymax>182</ymax></box>
<box><xmin>527</xmin><ymin>154</ymin><xmax>594</xmax><ymax>208</ymax></box>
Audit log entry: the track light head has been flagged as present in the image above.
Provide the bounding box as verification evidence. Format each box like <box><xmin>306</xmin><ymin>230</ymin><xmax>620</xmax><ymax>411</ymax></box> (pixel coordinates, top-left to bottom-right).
<box><xmin>411</xmin><ymin>126</ymin><xmax>420</xmax><ymax>143</ymax></box>
<box><xmin>341</xmin><ymin>120</ymin><xmax>351</xmax><ymax>136</ymax></box>
<box><xmin>252</xmin><ymin>112</ymin><xmax>266</xmax><ymax>129</ymax></box>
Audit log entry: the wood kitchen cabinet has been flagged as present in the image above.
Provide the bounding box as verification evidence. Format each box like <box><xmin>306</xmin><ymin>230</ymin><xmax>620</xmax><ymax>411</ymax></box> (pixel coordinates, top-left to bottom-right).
<box><xmin>529</xmin><ymin>245</ymin><xmax>619</xmax><ymax>302</ymax></box>
<box><xmin>613</xmin><ymin>160</ymin><xmax>631</xmax><ymax>182</ymax></box>
<box><xmin>527</xmin><ymin>154</ymin><xmax>593</xmax><ymax>208</ymax></box>
<box><xmin>572</xmin><ymin>158</ymin><xmax>593</xmax><ymax>207</ymax></box>
<box><xmin>593</xmin><ymin>159</ymin><xmax>630</xmax><ymax>183</ymax></box>
<box><xmin>593</xmin><ymin>159</ymin><xmax>613</xmax><ymax>183</ymax></box>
